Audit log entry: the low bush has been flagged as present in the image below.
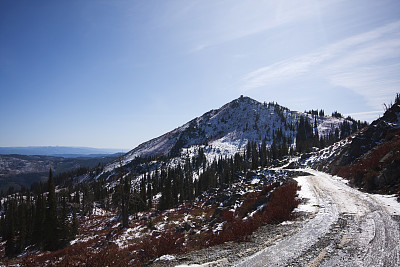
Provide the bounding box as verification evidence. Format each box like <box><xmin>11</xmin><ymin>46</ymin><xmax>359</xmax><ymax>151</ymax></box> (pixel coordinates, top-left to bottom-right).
<box><xmin>337</xmin><ymin>132</ymin><xmax>400</xmax><ymax>192</ymax></box>
<box><xmin>206</xmin><ymin>182</ymin><xmax>300</xmax><ymax>245</ymax></box>
<box><xmin>262</xmin><ymin>182</ymin><xmax>301</xmax><ymax>224</ymax></box>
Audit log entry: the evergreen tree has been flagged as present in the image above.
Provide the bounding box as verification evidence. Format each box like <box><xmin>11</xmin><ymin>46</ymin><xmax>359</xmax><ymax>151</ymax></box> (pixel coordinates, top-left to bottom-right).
<box><xmin>121</xmin><ymin>175</ymin><xmax>131</xmax><ymax>228</ymax></box>
<box><xmin>44</xmin><ymin>169</ymin><xmax>59</xmax><ymax>251</ymax></box>
<box><xmin>16</xmin><ymin>199</ymin><xmax>27</xmax><ymax>253</ymax></box>
<box><xmin>5</xmin><ymin>225</ymin><xmax>16</xmax><ymax>257</ymax></box>
<box><xmin>159</xmin><ymin>169</ymin><xmax>173</xmax><ymax>210</ymax></box>
<box><xmin>4</xmin><ymin>200</ymin><xmax>16</xmax><ymax>257</ymax></box>
<box><xmin>32</xmin><ymin>190</ymin><xmax>45</xmax><ymax>247</ymax></box>
<box><xmin>71</xmin><ymin>208</ymin><xmax>79</xmax><ymax>237</ymax></box>
<box><xmin>58</xmin><ymin>194</ymin><xmax>71</xmax><ymax>247</ymax></box>
<box><xmin>251</xmin><ymin>141</ymin><xmax>259</xmax><ymax>169</ymax></box>
<box><xmin>296</xmin><ymin>116</ymin><xmax>314</xmax><ymax>152</ymax></box>
<box><xmin>147</xmin><ymin>182</ymin><xmax>152</xmax><ymax>209</ymax></box>
<box><xmin>184</xmin><ymin>157</ymin><xmax>194</xmax><ymax>201</ymax></box>
<box><xmin>140</xmin><ymin>176</ymin><xmax>146</xmax><ymax>208</ymax></box>
<box><xmin>260</xmin><ymin>138</ymin><xmax>268</xmax><ymax>167</ymax></box>
<box><xmin>82</xmin><ymin>184</ymin><xmax>94</xmax><ymax>217</ymax></box>
<box><xmin>0</xmin><ymin>214</ymin><xmax>5</xmax><ymax>240</ymax></box>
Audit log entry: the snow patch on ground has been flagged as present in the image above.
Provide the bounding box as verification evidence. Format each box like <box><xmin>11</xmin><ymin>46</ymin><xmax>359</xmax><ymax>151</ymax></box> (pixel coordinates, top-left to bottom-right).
<box><xmin>114</xmin><ymin>225</ymin><xmax>147</xmax><ymax>248</ymax></box>
<box><xmin>176</xmin><ymin>258</ymin><xmax>229</xmax><ymax>267</ymax></box>
<box><xmin>92</xmin><ymin>206</ymin><xmax>112</xmax><ymax>216</ymax></box>
<box><xmin>294</xmin><ymin>175</ymin><xmax>318</xmax><ymax>213</ymax></box>
<box><xmin>154</xmin><ymin>254</ymin><xmax>176</xmax><ymax>261</ymax></box>
<box><xmin>70</xmin><ymin>235</ymin><xmax>97</xmax><ymax>246</ymax></box>
<box><xmin>368</xmin><ymin>193</ymin><xmax>400</xmax><ymax>216</ymax></box>
<box><xmin>303</xmin><ymin>137</ymin><xmax>352</xmax><ymax>167</ymax></box>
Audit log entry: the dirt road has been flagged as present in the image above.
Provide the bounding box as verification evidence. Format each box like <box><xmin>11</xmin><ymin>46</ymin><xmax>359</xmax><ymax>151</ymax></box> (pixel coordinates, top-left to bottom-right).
<box><xmin>236</xmin><ymin>169</ymin><xmax>400</xmax><ymax>266</ymax></box>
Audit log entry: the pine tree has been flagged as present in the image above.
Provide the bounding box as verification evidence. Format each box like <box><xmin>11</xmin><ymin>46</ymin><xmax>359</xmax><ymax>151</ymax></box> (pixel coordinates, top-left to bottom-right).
<box><xmin>58</xmin><ymin>194</ymin><xmax>71</xmax><ymax>248</ymax></box>
<box><xmin>246</xmin><ymin>141</ymin><xmax>251</xmax><ymax>160</ymax></box>
<box><xmin>296</xmin><ymin>116</ymin><xmax>314</xmax><ymax>152</ymax></box>
<box><xmin>4</xmin><ymin>200</ymin><xmax>16</xmax><ymax>257</ymax></box>
<box><xmin>121</xmin><ymin>175</ymin><xmax>131</xmax><ymax>228</ymax></box>
<box><xmin>71</xmin><ymin>208</ymin><xmax>79</xmax><ymax>237</ymax></box>
<box><xmin>32</xmin><ymin>190</ymin><xmax>45</xmax><ymax>247</ymax></box>
<box><xmin>25</xmin><ymin>192</ymin><xmax>34</xmax><ymax>246</ymax></box>
<box><xmin>147</xmin><ymin>182</ymin><xmax>152</xmax><ymax>209</ymax></box>
<box><xmin>0</xmin><ymin>214</ymin><xmax>5</xmax><ymax>240</ymax></box>
<box><xmin>140</xmin><ymin>176</ymin><xmax>146</xmax><ymax>208</ymax></box>
<box><xmin>82</xmin><ymin>184</ymin><xmax>94</xmax><ymax>217</ymax></box>
<box><xmin>160</xmin><ymin>170</ymin><xmax>172</xmax><ymax>210</ymax></box>
<box><xmin>5</xmin><ymin>225</ymin><xmax>16</xmax><ymax>258</ymax></box>
<box><xmin>44</xmin><ymin>169</ymin><xmax>59</xmax><ymax>251</ymax></box>
<box><xmin>260</xmin><ymin>138</ymin><xmax>268</xmax><ymax>167</ymax></box>
<box><xmin>16</xmin><ymin>199</ymin><xmax>27</xmax><ymax>253</ymax></box>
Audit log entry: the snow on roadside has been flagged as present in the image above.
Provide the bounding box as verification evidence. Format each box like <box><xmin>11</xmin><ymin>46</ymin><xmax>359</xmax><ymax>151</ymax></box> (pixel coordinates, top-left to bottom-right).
<box><xmin>154</xmin><ymin>254</ymin><xmax>176</xmax><ymax>262</ymax></box>
<box><xmin>368</xmin><ymin>193</ymin><xmax>400</xmax><ymax>216</ymax></box>
<box><xmin>175</xmin><ymin>258</ymin><xmax>229</xmax><ymax>267</ymax></box>
<box><xmin>293</xmin><ymin>175</ymin><xmax>318</xmax><ymax>213</ymax></box>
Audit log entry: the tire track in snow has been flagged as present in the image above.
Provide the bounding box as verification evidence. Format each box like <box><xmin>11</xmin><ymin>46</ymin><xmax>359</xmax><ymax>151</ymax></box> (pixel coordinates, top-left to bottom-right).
<box><xmin>236</xmin><ymin>172</ymin><xmax>339</xmax><ymax>267</ymax></box>
<box><xmin>236</xmin><ymin>169</ymin><xmax>400</xmax><ymax>267</ymax></box>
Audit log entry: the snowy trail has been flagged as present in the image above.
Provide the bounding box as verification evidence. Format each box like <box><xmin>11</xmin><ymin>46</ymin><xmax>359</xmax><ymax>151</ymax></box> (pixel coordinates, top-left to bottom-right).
<box><xmin>236</xmin><ymin>169</ymin><xmax>400</xmax><ymax>267</ymax></box>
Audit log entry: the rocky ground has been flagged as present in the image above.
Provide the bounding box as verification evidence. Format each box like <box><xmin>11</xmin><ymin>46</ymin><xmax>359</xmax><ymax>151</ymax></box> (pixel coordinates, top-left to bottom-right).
<box><xmin>149</xmin><ymin>211</ymin><xmax>312</xmax><ymax>267</ymax></box>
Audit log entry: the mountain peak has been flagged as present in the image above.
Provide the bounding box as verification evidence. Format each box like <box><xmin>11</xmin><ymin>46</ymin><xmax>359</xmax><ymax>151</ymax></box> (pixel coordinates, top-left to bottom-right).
<box><xmin>237</xmin><ymin>95</ymin><xmax>253</xmax><ymax>102</ymax></box>
<box><xmin>229</xmin><ymin>95</ymin><xmax>258</xmax><ymax>106</ymax></box>
<box><xmin>101</xmin><ymin>96</ymin><xmax>360</xmax><ymax>174</ymax></box>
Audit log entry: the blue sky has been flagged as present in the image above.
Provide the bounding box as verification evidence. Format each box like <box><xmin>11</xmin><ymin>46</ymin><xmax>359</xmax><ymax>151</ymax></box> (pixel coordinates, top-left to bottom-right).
<box><xmin>1</xmin><ymin>0</ymin><xmax>399</xmax><ymax>149</ymax></box>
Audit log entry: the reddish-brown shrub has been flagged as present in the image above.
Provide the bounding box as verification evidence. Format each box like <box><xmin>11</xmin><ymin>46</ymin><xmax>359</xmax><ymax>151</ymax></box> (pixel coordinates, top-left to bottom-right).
<box><xmin>235</xmin><ymin>184</ymin><xmax>275</xmax><ymax>219</ymax></box>
<box><xmin>262</xmin><ymin>182</ymin><xmax>301</xmax><ymax>224</ymax></box>
<box><xmin>139</xmin><ymin>230</ymin><xmax>186</xmax><ymax>261</ymax></box>
<box><xmin>204</xmin><ymin>182</ymin><xmax>301</xmax><ymax>245</ymax></box>
<box><xmin>337</xmin><ymin>132</ymin><xmax>400</xmax><ymax>191</ymax></box>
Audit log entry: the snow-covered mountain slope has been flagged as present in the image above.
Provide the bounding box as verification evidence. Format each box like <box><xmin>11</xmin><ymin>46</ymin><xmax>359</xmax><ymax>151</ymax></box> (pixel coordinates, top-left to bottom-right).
<box><xmin>105</xmin><ymin>96</ymin><xmax>354</xmax><ymax>173</ymax></box>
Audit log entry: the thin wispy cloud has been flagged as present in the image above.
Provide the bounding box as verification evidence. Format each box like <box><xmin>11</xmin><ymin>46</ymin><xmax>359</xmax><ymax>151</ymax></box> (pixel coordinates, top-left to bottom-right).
<box><xmin>242</xmin><ymin>20</ymin><xmax>400</xmax><ymax>110</ymax></box>
<box><xmin>345</xmin><ymin>110</ymin><xmax>383</xmax><ymax>122</ymax></box>
<box><xmin>181</xmin><ymin>0</ymin><xmax>339</xmax><ymax>53</ymax></box>
<box><xmin>242</xmin><ymin>52</ymin><xmax>329</xmax><ymax>87</ymax></box>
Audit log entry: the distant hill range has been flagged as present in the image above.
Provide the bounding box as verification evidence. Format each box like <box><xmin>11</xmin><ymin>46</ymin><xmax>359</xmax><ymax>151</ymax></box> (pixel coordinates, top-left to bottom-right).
<box><xmin>0</xmin><ymin>146</ymin><xmax>123</xmax><ymax>158</ymax></box>
<box><xmin>0</xmin><ymin>153</ymin><xmax>123</xmax><ymax>194</ymax></box>
<box><xmin>0</xmin><ymin>146</ymin><xmax>124</xmax><ymax>193</ymax></box>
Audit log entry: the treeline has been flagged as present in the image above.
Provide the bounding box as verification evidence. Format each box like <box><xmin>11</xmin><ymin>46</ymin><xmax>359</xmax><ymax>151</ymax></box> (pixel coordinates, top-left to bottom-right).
<box><xmin>158</xmin><ymin>139</ymin><xmax>290</xmax><ymax>211</ymax></box>
<box><xmin>305</xmin><ymin>109</ymin><xmax>325</xmax><ymax>117</ymax></box>
<box><xmin>0</xmin><ymin>170</ymin><xmax>78</xmax><ymax>257</ymax></box>
<box><xmin>98</xmin><ymin>138</ymin><xmax>292</xmax><ymax>220</ymax></box>
<box><xmin>295</xmin><ymin>115</ymin><xmax>368</xmax><ymax>153</ymax></box>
